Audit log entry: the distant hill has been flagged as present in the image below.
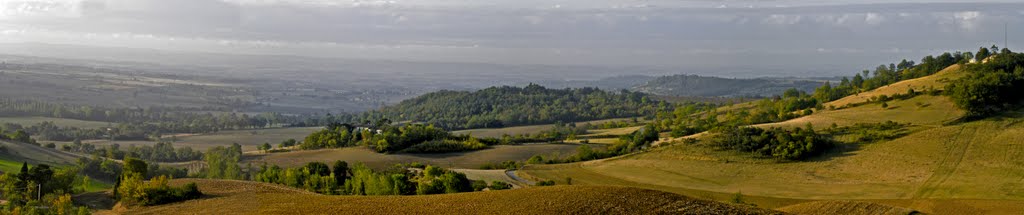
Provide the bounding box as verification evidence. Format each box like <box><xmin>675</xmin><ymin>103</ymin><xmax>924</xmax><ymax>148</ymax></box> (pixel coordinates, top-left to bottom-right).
<box><xmin>632</xmin><ymin>74</ymin><xmax>827</xmax><ymax>97</ymax></box>
<box><xmin>534</xmin><ymin>75</ymin><xmax>655</xmax><ymax>90</ymax></box>
<box><xmin>357</xmin><ymin>84</ymin><xmax>664</xmax><ymax>130</ymax></box>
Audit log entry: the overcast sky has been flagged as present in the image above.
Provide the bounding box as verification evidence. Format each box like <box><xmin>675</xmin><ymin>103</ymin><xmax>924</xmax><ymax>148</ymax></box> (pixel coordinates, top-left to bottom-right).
<box><xmin>1</xmin><ymin>0</ymin><xmax>1023</xmax><ymax>76</ymax></box>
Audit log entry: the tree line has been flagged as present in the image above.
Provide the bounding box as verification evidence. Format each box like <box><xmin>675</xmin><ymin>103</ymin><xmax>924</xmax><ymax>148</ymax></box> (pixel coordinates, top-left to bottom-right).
<box><xmin>255</xmin><ymin>161</ymin><xmax>493</xmax><ymax>195</ymax></box>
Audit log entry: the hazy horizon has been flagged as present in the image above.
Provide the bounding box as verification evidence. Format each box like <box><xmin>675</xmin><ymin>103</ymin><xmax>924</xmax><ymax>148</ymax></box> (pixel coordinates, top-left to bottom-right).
<box><xmin>2</xmin><ymin>0</ymin><xmax>1023</xmax><ymax>78</ymax></box>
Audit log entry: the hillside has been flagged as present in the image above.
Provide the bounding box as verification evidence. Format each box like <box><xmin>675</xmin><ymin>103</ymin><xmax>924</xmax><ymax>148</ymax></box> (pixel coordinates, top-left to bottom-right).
<box><xmin>521</xmin><ymin>63</ymin><xmax>1024</xmax><ymax>214</ymax></box>
<box><xmin>632</xmin><ymin>74</ymin><xmax>826</xmax><ymax>97</ymax></box>
<box><xmin>357</xmin><ymin>84</ymin><xmax>664</xmax><ymax>130</ymax></box>
<box><xmin>0</xmin><ymin>140</ymin><xmax>82</xmax><ymax>167</ymax></box>
<box><xmin>116</xmin><ymin>179</ymin><xmax>783</xmax><ymax>215</ymax></box>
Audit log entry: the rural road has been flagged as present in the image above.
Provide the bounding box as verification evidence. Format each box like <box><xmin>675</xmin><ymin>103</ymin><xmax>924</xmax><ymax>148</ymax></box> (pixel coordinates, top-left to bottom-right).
<box><xmin>506</xmin><ymin>170</ymin><xmax>535</xmax><ymax>186</ymax></box>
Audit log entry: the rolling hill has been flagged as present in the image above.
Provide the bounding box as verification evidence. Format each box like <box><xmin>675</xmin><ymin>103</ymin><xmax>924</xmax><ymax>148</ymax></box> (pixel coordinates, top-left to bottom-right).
<box><xmin>521</xmin><ymin>63</ymin><xmax>1024</xmax><ymax>214</ymax></box>
<box><xmin>112</xmin><ymin>179</ymin><xmax>783</xmax><ymax>215</ymax></box>
<box><xmin>632</xmin><ymin>74</ymin><xmax>826</xmax><ymax>98</ymax></box>
<box><xmin>355</xmin><ymin>84</ymin><xmax>664</xmax><ymax>130</ymax></box>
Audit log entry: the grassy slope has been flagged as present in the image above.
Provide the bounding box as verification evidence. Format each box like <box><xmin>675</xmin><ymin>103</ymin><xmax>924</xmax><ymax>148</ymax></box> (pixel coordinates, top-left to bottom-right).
<box><xmin>116</xmin><ymin>179</ymin><xmax>782</xmax><ymax>215</ymax></box>
<box><xmin>522</xmin><ymin>64</ymin><xmax>1024</xmax><ymax>214</ymax></box>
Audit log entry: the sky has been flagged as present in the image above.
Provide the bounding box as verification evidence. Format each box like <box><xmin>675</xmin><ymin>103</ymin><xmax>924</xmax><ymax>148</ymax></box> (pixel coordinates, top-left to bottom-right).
<box><xmin>1</xmin><ymin>0</ymin><xmax>1023</xmax><ymax>76</ymax></box>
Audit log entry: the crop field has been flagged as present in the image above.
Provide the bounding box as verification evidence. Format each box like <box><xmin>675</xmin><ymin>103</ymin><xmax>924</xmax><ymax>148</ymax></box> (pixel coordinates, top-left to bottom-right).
<box><xmin>115</xmin><ymin>179</ymin><xmax>782</xmax><ymax>215</ymax></box>
<box><xmin>247</xmin><ymin>143</ymin><xmax>599</xmax><ymax>169</ymax></box>
<box><xmin>0</xmin><ymin>117</ymin><xmax>112</xmax><ymax>129</ymax></box>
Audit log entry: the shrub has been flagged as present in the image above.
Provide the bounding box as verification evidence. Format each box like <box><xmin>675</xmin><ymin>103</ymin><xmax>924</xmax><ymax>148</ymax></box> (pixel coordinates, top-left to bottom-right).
<box><xmin>536</xmin><ymin>180</ymin><xmax>556</xmax><ymax>186</ymax></box>
<box><xmin>471</xmin><ymin>180</ymin><xmax>487</xmax><ymax>191</ymax></box>
<box><xmin>488</xmin><ymin>181</ymin><xmax>511</xmax><ymax>190</ymax></box>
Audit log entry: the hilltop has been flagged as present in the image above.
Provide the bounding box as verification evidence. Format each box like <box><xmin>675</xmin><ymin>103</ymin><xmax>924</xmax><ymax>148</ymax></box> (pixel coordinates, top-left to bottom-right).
<box><xmin>632</xmin><ymin>74</ymin><xmax>826</xmax><ymax>98</ymax></box>
<box><xmin>114</xmin><ymin>179</ymin><xmax>783</xmax><ymax>215</ymax></box>
<box><xmin>355</xmin><ymin>84</ymin><xmax>665</xmax><ymax>130</ymax></box>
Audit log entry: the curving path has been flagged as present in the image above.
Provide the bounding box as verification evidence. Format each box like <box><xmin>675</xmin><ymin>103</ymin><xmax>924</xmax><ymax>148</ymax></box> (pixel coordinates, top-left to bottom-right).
<box><xmin>506</xmin><ymin>170</ymin><xmax>535</xmax><ymax>186</ymax></box>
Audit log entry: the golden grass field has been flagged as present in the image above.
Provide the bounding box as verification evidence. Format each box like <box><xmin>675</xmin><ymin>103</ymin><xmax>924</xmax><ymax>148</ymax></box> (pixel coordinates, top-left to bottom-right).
<box><xmin>522</xmin><ymin>64</ymin><xmax>1024</xmax><ymax>214</ymax></box>
<box><xmin>247</xmin><ymin>143</ymin><xmax>599</xmax><ymax>169</ymax></box>
<box><xmin>111</xmin><ymin>179</ymin><xmax>782</xmax><ymax>215</ymax></box>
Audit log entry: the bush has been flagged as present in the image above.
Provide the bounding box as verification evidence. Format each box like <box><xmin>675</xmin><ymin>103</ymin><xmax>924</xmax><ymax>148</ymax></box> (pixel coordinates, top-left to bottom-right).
<box><xmin>711</xmin><ymin>125</ymin><xmax>832</xmax><ymax>161</ymax></box>
<box><xmin>536</xmin><ymin>180</ymin><xmax>555</xmax><ymax>186</ymax></box>
<box><xmin>471</xmin><ymin>180</ymin><xmax>487</xmax><ymax>191</ymax></box>
<box><xmin>141</xmin><ymin>182</ymin><xmax>202</xmax><ymax>206</ymax></box>
<box><xmin>488</xmin><ymin>181</ymin><xmax>511</xmax><ymax>190</ymax></box>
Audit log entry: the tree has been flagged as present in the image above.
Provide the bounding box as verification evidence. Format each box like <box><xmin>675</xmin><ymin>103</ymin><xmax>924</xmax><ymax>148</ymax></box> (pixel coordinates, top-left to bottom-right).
<box><xmin>332</xmin><ymin>161</ymin><xmax>349</xmax><ymax>185</ymax></box>
<box><xmin>977</xmin><ymin>46</ymin><xmax>991</xmax><ymax>62</ymax></box>
<box><xmin>303</xmin><ymin>162</ymin><xmax>330</xmax><ymax>176</ymax></box>
<box><xmin>123</xmin><ymin>157</ymin><xmax>148</xmax><ymax>177</ymax></box>
<box><xmin>260</xmin><ymin>143</ymin><xmax>272</xmax><ymax>153</ymax></box>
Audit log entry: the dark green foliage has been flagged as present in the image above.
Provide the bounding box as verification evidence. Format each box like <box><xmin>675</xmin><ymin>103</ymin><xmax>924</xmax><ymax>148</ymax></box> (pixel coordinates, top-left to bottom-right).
<box><xmin>489</xmin><ymin>181</ymin><xmax>512</xmax><ymax>190</ymax></box>
<box><xmin>947</xmin><ymin>51</ymin><xmax>1024</xmax><ymax>118</ymax></box>
<box><xmin>140</xmin><ymin>182</ymin><xmax>203</xmax><ymax>206</ymax></box>
<box><xmin>358</xmin><ymin>84</ymin><xmax>664</xmax><ymax>130</ymax></box>
<box><xmin>536</xmin><ymin>180</ymin><xmax>556</xmax><ymax>186</ymax></box>
<box><xmin>256</xmin><ymin>162</ymin><xmax>475</xmax><ymax>196</ymax></box>
<box><xmin>471</xmin><ymin>180</ymin><xmax>487</xmax><ymax>191</ymax></box>
<box><xmin>123</xmin><ymin>157</ymin><xmax>148</xmax><ymax>176</ymax></box>
<box><xmin>304</xmin><ymin>162</ymin><xmax>331</xmax><ymax>176</ymax></box>
<box><xmin>332</xmin><ymin>161</ymin><xmax>350</xmax><ymax>186</ymax></box>
<box><xmin>301</xmin><ymin>123</ymin><xmax>491</xmax><ymax>153</ymax></box>
<box><xmin>711</xmin><ymin>125</ymin><xmax>831</xmax><ymax>161</ymax></box>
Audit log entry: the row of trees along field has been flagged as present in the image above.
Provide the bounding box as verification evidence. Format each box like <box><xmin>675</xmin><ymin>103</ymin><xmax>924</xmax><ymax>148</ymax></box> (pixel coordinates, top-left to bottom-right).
<box><xmin>255</xmin><ymin>161</ymin><xmax>510</xmax><ymax>195</ymax></box>
<box><xmin>0</xmin><ymin>99</ymin><xmax>341</xmax><ymax>141</ymax></box>
<box><xmin>302</xmin><ymin>123</ymin><xmax>493</xmax><ymax>153</ymax></box>
<box><xmin>355</xmin><ymin>84</ymin><xmax>668</xmax><ymax>130</ymax></box>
